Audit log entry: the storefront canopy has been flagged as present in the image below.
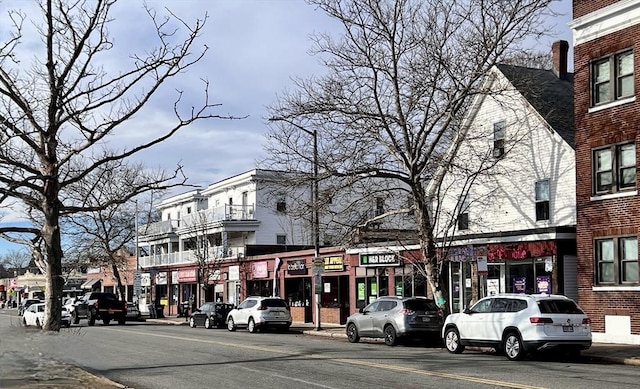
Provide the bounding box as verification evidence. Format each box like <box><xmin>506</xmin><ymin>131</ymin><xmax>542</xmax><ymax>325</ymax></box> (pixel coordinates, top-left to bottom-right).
<box><xmin>80</xmin><ymin>278</ymin><xmax>101</xmax><ymax>289</ymax></box>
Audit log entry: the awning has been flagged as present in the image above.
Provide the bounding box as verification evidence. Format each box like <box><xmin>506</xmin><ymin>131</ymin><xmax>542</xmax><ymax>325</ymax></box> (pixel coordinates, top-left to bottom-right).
<box><xmin>80</xmin><ymin>278</ymin><xmax>102</xmax><ymax>289</ymax></box>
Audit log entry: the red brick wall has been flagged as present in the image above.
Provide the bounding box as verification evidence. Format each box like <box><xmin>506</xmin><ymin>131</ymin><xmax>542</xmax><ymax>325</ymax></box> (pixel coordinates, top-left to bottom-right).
<box><xmin>574</xmin><ymin>11</ymin><xmax>640</xmax><ymax>334</ymax></box>
<box><xmin>574</xmin><ymin>0</ymin><xmax>622</xmax><ymax>19</ymax></box>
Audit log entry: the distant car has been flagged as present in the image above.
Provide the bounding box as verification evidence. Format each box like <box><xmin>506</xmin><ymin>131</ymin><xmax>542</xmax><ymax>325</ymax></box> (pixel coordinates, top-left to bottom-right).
<box><xmin>190</xmin><ymin>302</ymin><xmax>235</xmax><ymax>329</ymax></box>
<box><xmin>22</xmin><ymin>303</ymin><xmax>72</xmax><ymax>328</ymax></box>
<box><xmin>61</xmin><ymin>306</ymin><xmax>72</xmax><ymax>328</ymax></box>
<box><xmin>442</xmin><ymin>293</ymin><xmax>592</xmax><ymax>361</ymax></box>
<box><xmin>345</xmin><ymin>296</ymin><xmax>444</xmax><ymax>346</ymax></box>
<box><xmin>226</xmin><ymin>297</ymin><xmax>292</xmax><ymax>333</ymax></box>
<box><xmin>18</xmin><ymin>299</ymin><xmax>42</xmax><ymax>316</ymax></box>
<box><xmin>126</xmin><ymin>302</ymin><xmax>141</xmax><ymax>321</ymax></box>
<box><xmin>63</xmin><ymin>297</ymin><xmax>79</xmax><ymax>314</ymax></box>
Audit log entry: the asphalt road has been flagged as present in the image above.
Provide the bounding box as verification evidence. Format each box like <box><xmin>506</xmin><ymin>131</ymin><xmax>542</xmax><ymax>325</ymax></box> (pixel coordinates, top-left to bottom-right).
<box><xmin>2</xmin><ymin>312</ymin><xmax>640</xmax><ymax>389</ymax></box>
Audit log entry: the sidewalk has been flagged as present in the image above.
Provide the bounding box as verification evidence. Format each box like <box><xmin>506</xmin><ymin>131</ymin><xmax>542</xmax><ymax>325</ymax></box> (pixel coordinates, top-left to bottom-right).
<box><xmin>150</xmin><ymin>315</ymin><xmax>640</xmax><ymax>366</ymax></box>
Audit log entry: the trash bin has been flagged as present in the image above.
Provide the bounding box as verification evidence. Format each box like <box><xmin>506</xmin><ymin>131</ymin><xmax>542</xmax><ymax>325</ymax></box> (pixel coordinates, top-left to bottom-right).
<box><xmin>155</xmin><ymin>305</ymin><xmax>165</xmax><ymax>319</ymax></box>
<box><xmin>181</xmin><ymin>301</ymin><xmax>190</xmax><ymax>320</ymax></box>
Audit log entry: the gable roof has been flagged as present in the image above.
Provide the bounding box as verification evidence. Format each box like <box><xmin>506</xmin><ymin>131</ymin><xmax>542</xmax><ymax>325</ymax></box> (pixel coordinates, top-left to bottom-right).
<box><xmin>496</xmin><ymin>64</ymin><xmax>574</xmax><ymax>149</ymax></box>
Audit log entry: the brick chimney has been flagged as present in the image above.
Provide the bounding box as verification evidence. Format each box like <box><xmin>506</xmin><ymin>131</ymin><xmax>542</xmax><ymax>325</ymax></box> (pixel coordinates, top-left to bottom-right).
<box><xmin>552</xmin><ymin>40</ymin><xmax>569</xmax><ymax>79</ymax></box>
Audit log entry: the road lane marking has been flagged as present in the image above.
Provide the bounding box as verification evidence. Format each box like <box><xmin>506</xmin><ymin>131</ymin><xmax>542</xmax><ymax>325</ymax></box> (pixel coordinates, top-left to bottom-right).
<box><xmin>105</xmin><ymin>327</ymin><xmax>546</xmax><ymax>389</ymax></box>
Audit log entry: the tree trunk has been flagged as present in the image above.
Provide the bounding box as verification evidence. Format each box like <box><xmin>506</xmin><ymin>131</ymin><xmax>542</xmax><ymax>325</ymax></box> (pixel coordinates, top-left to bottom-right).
<box><xmin>42</xmin><ymin>199</ymin><xmax>63</xmax><ymax>331</ymax></box>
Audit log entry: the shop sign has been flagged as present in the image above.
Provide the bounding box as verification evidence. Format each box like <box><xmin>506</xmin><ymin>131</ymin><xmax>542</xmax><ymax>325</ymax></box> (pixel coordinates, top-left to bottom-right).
<box><xmin>228</xmin><ymin>266</ymin><xmax>240</xmax><ymax>281</ymax></box>
<box><xmin>359</xmin><ymin>252</ymin><xmax>400</xmax><ymax>267</ymax></box>
<box><xmin>156</xmin><ymin>272</ymin><xmax>167</xmax><ymax>285</ymax></box>
<box><xmin>208</xmin><ymin>269</ymin><xmax>221</xmax><ymax>282</ymax></box>
<box><xmin>178</xmin><ymin>269</ymin><xmax>197</xmax><ymax>283</ymax></box>
<box><xmin>141</xmin><ymin>273</ymin><xmax>151</xmax><ymax>287</ymax></box>
<box><xmin>323</xmin><ymin>256</ymin><xmax>344</xmax><ymax>271</ymax></box>
<box><xmin>287</xmin><ymin>259</ymin><xmax>307</xmax><ymax>275</ymax></box>
<box><xmin>253</xmin><ymin>262</ymin><xmax>268</xmax><ymax>278</ymax></box>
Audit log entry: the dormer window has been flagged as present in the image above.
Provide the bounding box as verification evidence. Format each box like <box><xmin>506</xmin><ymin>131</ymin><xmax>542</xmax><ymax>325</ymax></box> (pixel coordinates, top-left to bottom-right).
<box><xmin>493</xmin><ymin>121</ymin><xmax>505</xmax><ymax>158</ymax></box>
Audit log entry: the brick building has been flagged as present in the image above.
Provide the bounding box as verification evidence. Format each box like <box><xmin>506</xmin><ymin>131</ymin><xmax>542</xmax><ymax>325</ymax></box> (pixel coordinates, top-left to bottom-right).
<box><xmin>570</xmin><ymin>0</ymin><xmax>640</xmax><ymax>344</ymax></box>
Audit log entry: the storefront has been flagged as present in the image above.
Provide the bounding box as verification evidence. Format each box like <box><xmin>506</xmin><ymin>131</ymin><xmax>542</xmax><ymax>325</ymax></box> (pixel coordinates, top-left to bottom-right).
<box><xmin>246</xmin><ymin>261</ymin><xmax>272</xmax><ymax>297</ymax></box>
<box><xmin>355</xmin><ymin>252</ymin><xmax>402</xmax><ymax>309</ymax></box>
<box><xmin>226</xmin><ymin>265</ymin><xmax>241</xmax><ymax>306</ymax></box>
<box><xmin>177</xmin><ymin>268</ymin><xmax>197</xmax><ymax>316</ymax></box>
<box><xmin>283</xmin><ymin>258</ymin><xmax>312</xmax><ymax>323</ymax></box>
<box><xmin>446</xmin><ymin>241</ymin><xmax>572</xmax><ymax>314</ymax></box>
<box><xmin>317</xmin><ymin>255</ymin><xmax>350</xmax><ymax>324</ymax></box>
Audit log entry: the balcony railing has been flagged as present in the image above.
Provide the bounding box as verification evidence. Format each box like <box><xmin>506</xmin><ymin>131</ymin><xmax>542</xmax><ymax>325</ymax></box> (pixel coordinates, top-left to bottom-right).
<box><xmin>139</xmin><ymin>204</ymin><xmax>255</xmax><ymax>237</ymax></box>
<box><xmin>137</xmin><ymin>245</ymin><xmax>246</xmax><ymax>268</ymax></box>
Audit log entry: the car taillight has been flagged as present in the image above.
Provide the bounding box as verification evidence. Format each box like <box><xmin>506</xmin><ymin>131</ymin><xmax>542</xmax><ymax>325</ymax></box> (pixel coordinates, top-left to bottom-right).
<box><xmin>398</xmin><ymin>308</ymin><xmax>414</xmax><ymax>315</ymax></box>
<box><xmin>582</xmin><ymin>318</ymin><xmax>591</xmax><ymax>325</ymax></box>
<box><xmin>530</xmin><ymin>317</ymin><xmax>553</xmax><ymax>324</ymax></box>
<box><xmin>257</xmin><ymin>305</ymin><xmax>267</xmax><ymax>310</ymax></box>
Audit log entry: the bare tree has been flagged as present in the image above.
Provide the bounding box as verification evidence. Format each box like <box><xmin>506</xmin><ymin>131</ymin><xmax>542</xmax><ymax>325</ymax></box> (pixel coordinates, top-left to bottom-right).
<box><xmin>0</xmin><ymin>249</ymin><xmax>31</xmax><ymax>274</ymax></box>
<box><xmin>264</xmin><ymin>0</ymin><xmax>555</xmax><ymax>308</ymax></box>
<box><xmin>182</xmin><ymin>210</ymin><xmax>222</xmax><ymax>305</ymax></box>
<box><xmin>0</xmin><ymin>0</ymin><xmax>237</xmax><ymax>330</ymax></box>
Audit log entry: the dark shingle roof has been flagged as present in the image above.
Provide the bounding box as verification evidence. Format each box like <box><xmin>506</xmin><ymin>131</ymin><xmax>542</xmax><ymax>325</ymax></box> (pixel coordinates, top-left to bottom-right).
<box><xmin>496</xmin><ymin>64</ymin><xmax>574</xmax><ymax>149</ymax></box>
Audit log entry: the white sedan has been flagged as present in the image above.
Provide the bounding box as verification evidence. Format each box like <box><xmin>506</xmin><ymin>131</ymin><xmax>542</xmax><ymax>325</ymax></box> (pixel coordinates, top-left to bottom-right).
<box><xmin>22</xmin><ymin>303</ymin><xmax>72</xmax><ymax>328</ymax></box>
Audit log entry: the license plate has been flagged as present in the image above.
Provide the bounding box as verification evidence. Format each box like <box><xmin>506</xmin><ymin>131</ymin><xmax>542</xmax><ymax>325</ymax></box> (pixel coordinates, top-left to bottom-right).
<box><xmin>422</xmin><ymin>317</ymin><xmax>431</xmax><ymax>322</ymax></box>
<box><xmin>562</xmin><ymin>325</ymin><xmax>574</xmax><ymax>332</ymax></box>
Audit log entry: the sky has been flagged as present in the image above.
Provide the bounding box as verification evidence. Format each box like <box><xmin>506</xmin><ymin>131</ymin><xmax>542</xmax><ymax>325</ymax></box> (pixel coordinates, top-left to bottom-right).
<box><xmin>0</xmin><ymin>0</ymin><xmax>573</xmax><ymax>255</ymax></box>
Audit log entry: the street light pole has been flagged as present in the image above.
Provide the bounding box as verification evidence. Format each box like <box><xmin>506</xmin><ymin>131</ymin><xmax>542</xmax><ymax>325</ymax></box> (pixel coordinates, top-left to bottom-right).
<box><xmin>269</xmin><ymin>117</ymin><xmax>321</xmax><ymax>330</ymax></box>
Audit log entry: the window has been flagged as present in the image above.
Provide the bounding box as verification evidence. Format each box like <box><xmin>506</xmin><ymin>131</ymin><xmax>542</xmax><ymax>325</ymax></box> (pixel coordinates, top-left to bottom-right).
<box><xmin>276</xmin><ymin>194</ymin><xmax>286</xmax><ymax>213</ymax></box>
<box><xmin>593</xmin><ymin>143</ymin><xmax>636</xmax><ymax>194</ymax></box>
<box><xmin>535</xmin><ymin>179</ymin><xmax>549</xmax><ymax>221</ymax></box>
<box><xmin>457</xmin><ymin>196</ymin><xmax>469</xmax><ymax>230</ymax></box>
<box><xmin>276</xmin><ymin>234</ymin><xmax>287</xmax><ymax>245</ymax></box>
<box><xmin>592</xmin><ymin>49</ymin><xmax>634</xmax><ymax>106</ymax></box>
<box><xmin>493</xmin><ymin>121</ymin><xmax>505</xmax><ymax>158</ymax></box>
<box><xmin>375</xmin><ymin>197</ymin><xmax>385</xmax><ymax>216</ymax></box>
<box><xmin>596</xmin><ymin>236</ymin><xmax>638</xmax><ymax>285</ymax></box>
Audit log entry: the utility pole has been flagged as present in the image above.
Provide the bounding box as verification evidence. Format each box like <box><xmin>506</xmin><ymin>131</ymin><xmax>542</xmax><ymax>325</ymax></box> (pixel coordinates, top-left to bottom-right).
<box><xmin>269</xmin><ymin>117</ymin><xmax>321</xmax><ymax>330</ymax></box>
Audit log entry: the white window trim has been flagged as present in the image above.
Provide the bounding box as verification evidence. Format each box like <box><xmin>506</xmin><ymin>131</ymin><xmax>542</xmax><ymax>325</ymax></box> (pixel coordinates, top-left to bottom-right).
<box><xmin>592</xmin><ymin>286</ymin><xmax>640</xmax><ymax>292</ymax></box>
<box><xmin>588</xmin><ymin>96</ymin><xmax>636</xmax><ymax>113</ymax></box>
<box><xmin>590</xmin><ymin>190</ymin><xmax>637</xmax><ymax>202</ymax></box>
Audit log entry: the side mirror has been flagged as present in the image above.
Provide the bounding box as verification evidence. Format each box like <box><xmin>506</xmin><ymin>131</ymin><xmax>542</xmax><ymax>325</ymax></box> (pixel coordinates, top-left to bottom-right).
<box><xmin>463</xmin><ymin>306</ymin><xmax>472</xmax><ymax>314</ymax></box>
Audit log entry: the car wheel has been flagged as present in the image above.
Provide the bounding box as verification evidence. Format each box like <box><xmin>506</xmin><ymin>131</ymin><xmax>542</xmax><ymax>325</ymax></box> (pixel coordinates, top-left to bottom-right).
<box><xmin>189</xmin><ymin>317</ymin><xmax>196</xmax><ymax>328</ymax></box>
<box><xmin>384</xmin><ymin>325</ymin><xmax>398</xmax><ymax>346</ymax></box>
<box><xmin>72</xmin><ymin>311</ymin><xmax>79</xmax><ymax>324</ymax></box>
<box><xmin>346</xmin><ymin>323</ymin><xmax>360</xmax><ymax>343</ymax></box>
<box><xmin>88</xmin><ymin>311</ymin><xmax>96</xmax><ymax>326</ymax></box>
<box><xmin>117</xmin><ymin>316</ymin><xmax>126</xmax><ymax>325</ymax></box>
<box><xmin>444</xmin><ymin>327</ymin><xmax>465</xmax><ymax>354</ymax></box>
<box><xmin>22</xmin><ymin>317</ymin><xmax>27</xmax><ymax>327</ymax></box>
<box><xmin>65</xmin><ymin>321</ymin><xmax>71</xmax><ymax>328</ymax></box>
<box><xmin>248</xmin><ymin>317</ymin><xmax>258</xmax><ymax>333</ymax></box>
<box><xmin>227</xmin><ymin>316</ymin><xmax>236</xmax><ymax>332</ymax></box>
<box><xmin>503</xmin><ymin>331</ymin><xmax>524</xmax><ymax>361</ymax></box>
<box><xmin>205</xmin><ymin>318</ymin><xmax>212</xmax><ymax>329</ymax></box>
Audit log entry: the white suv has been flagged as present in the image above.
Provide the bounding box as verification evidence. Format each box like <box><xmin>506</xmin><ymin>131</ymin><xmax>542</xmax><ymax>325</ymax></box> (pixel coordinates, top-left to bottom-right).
<box><xmin>443</xmin><ymin>294</ymin><xmax>591</xmax><ymax>361</ymax></box>
<box><xmin>226</xmin><ymin>297</ymin><xmax>292</xmax><ymax>333</ymax></box>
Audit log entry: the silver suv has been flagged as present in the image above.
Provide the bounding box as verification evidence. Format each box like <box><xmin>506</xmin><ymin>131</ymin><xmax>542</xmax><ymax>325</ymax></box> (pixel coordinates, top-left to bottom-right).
<box><xmin>226</xmin><ymin>296</ymin><xmax>292</xmax><ymax>333</ymax></box>
<box><xmin>443</xmin><ymin>293</ymin><xmax>592</xmax><ymax>360</ymax></box>
<box><xmin>346</xmin><ymin>296</ymin><xmax>444</xmax><ymax>346</ymax></box>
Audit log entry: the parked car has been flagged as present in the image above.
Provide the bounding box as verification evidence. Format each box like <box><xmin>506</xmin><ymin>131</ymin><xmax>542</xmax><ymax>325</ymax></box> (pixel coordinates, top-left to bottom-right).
<box><xmin>126</xmin><ymin>302</ymin><xmax>141</xmax><ymax>321</ymax></box>
<box><xmin>226</xmin><ymin>296</ymin><xmax>292</xmax><ymax>333</ymax></box>
<box><xmin>190</xmin><ymin>302</ymin><xmax>235</xmax><ymax>329</ymax></box>
<box><xmin>22</xmin><ymin>303</ymin><xmax>71</xmax><ymax>328</ymax></box>
<box><xmin>345</xmin><ymin>296</ymin><xmax>444</xmax><ymax>346</ymax></box>
<box><xmin>63</xmin><ymin>296</ymin><xmax>80</xmax><ymax>314</ymax></box>
<box><xmin>18</xmin><ymin>298</ymin><xmax>42</xmax><ymax>316</ymax></box>
<box><xmin>442</xmin><ymin>293</ymin><xmax>592</xmax><ymax>361</ymax></box>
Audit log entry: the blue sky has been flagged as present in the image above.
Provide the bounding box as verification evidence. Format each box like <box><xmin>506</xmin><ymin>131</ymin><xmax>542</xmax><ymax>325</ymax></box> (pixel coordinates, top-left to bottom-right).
<box><xmin>0</xmin><ymin>0</ymin><xmax>573</xmax><ymax>255</ymax></box>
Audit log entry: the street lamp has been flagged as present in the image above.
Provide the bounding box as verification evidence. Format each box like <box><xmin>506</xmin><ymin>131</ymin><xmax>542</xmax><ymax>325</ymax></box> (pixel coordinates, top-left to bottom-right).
<box><xmin>269</xmin><ymin>117</ymin><xmax>321</xmax><ymax>330</ymax></box>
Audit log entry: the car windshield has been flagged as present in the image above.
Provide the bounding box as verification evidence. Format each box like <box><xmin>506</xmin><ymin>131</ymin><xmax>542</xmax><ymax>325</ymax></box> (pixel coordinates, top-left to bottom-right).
<box><xmin>404</xmin><ymin>299</ymin><xmax>438</xmax><ymax>311</ymax></box>
<box><xmin>262</xmin><ymin>299</ymin><xmax>288</xmax><ymax>308</ymax></box>
<box><xmin>537</xmin><ymin>299</ymin><xmax>584</xmax><ymax>314</ymax></box>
